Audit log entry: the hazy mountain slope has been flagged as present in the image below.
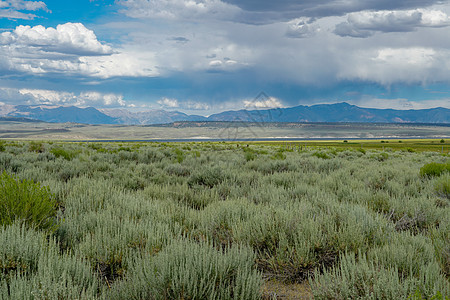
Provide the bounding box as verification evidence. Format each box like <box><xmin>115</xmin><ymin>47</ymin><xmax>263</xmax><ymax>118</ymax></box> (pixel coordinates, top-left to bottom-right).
<box><xmin>208</xmin><ymin>103</ymin><xmax>450</xmax><ymax>123</ymax></box>
<box><xmin>5</xmin><ymin>105</ymin><xmax>118</xmax><ymax>124</ymax></box>
<box><xmin>101</xmin><ymin>109</ymin><xmax>207</xmax><ymax>125</ymax></box>
<box><xmin>0</xmin><ymin>102</ymin><xmax>448</xmax><ymax>124</ymax></box>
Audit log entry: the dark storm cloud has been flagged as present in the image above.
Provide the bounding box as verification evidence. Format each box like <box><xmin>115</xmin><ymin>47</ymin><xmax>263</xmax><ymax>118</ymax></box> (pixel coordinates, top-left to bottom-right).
<box><xmin>222</xmin><ymin>0</ymin><xmax>448</xmax><ymax>20</ymax></box>
<box><xmin>169</xmin><ymin>36</ymin><xmax>190</xmax><ymax>43</ymax></box>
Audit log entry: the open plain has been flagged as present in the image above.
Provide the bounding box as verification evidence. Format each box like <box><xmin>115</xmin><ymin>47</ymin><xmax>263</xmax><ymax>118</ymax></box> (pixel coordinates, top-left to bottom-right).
<box><xmin>0</xmin><ymin>139</ymin><xmax>449</xmax><ymax>299</ymax></box>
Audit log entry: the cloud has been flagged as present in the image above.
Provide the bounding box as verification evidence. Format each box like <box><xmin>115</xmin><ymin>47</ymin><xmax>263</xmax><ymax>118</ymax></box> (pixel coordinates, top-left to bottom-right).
<box><xmin>0</xmin><ymin>87</ymin><xmax>130</xmax><ymax>107</ymax></box>
<box><xmin>183</xmin><ymin>100</ymin><xmax>211</xmax><ymax>110</ymax></box>
<box><xmin>0</xmin><ymin>0</ymin><xmax>49</xmax><ymax>20</ymax></box>
<box><xmin>209</xmin><ymin>60</ymin><xmax>223</xmax><ymax>67</ymax></box>
<box><xmin>117</xmin><ymin>0</ymin><xmax>240</xmax><ymax>21</ymax></box>
<box><xmin>0</xmin><ymin>23</ymin><xmax>113</xmax><ymax>56</ymax></box>
<box><xmin>157</xmin><ymin>97</ymin><xmax>179</xmax><ymax>108</ymax></box>
<box><xmin>374</xmin><ymin>48</ymin><xmax>436</xmax><ymax>65</ymax></box>
<box><xmin>335</xmin><ymin>9</ymin><xmax>450</xmax><ymax>37</ymax></box>
<box><xmin>337</xmin><ymin>47</ymin><xmax>450</xmax><ymax>84</ymax></box>
<box><xmin>243</xmin><ymin>97</ymin><xmax>284</xmax><ymax>109</ymax></box>
<box><xmin>118</xmin><ymin>0</ymin><xmax>447</xmax><ymax>24</ymax></box>
<box><xmin>77</xmin><ymin>51</ymin><xmax>158</xmax><ymax>78</ymax></box>
<box><xmin>0</xmin><ymin>48</ymin><xmax>156</xmax><ymax>78</ymax></box>
<box><xmin>169</xmin><ymin>36</ymin><xmax>189</xmax><ymax>43</ymax></box>
<box><xmin>344</xmin><ymin>98</ymin><xmax>450</xmax><ymax>110</ymax></box>
<box><xmin>0</xmin><ymin>23</ymin><xmax>158</xmax><ymax>78</ymax></box>
<box><xmin>0</xmin><ymin>0</ymin><xmax>48</xmax><ymax>11</ymax></box>
<box><xmin>221</xmin><ymin>0</ymin><xmax>446</xmax><ymax>22</ymax></box>
<box><xmin>156</xmin><ymin>97</ymin><xmax>211</xmax><ymax>111</ymax></box>
<box><xmin>79</xmin><ymin>91</ymin><xmax>127</xmax><ymax>107</ymax></box>
<box><xmin>286</xmin><ymin>18</ymin><xmax>320</xmax><ymax>38</ymax></box>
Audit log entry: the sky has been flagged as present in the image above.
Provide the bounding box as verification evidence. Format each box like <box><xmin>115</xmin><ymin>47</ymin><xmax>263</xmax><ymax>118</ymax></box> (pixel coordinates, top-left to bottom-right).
<box><xmin>0</xmin><ymin>0</ymin><xmax>450</xmax><ymax>115</ymax></box>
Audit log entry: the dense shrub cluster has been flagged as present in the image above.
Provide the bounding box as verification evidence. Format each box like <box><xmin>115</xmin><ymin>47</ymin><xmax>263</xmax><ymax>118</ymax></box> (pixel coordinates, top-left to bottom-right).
<box><xmin>0</xmin><ymin>140</ymin><xmax>448</xmax><ymax>298</ymax></box>
<box><xmin>420</xmin><ymin>162</ymin><xmax>450</xmax><ymax>178</ymax></box>
<box><xmin>0</xmin><ymin>171</ymin><xmax>57</xmax><ymax>230</ymax></box>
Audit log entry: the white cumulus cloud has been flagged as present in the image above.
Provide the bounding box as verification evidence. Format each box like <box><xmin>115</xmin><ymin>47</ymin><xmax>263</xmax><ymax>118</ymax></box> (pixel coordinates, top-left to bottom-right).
<box><xmin>244</xmin><ymin>97</ymin><xmax>284</xmax><ymax>109</ymax></box>
<box><xmin>79</xmin><ymin>92</ymin><xmax>127</xmax><ymax>107</ymax></box>
<box><xmin>209</xmin><ymin>60</ymin><xmax>223</xmax><ymax>67</ymax></box>
<box><xmin>0</xmin><ymin>88</ymin><xmax>130</xmax><ymax>107</ymax></box>
<box><xmin>0</xmin><ymin>23</ymin><xmax>113</xmax><ymax>55</ymax></box>
<box><xmin>335</xmin><ymin>9</ymin><xmax>450</xmax><ymax>37</ymax></box>
<box><xmin>157</xmin><ymin>97</ymin><xmax>179</xmax><ymax>108</ymax></box>
<box><xmin>0</xmin><ymin>23</ymin><xmax>158</xmax><ymax>78</ymax></box>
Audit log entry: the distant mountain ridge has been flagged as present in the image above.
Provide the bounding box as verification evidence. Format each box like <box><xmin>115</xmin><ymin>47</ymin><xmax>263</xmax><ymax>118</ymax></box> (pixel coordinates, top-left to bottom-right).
<box><xmin>0</xmin><ymin>102</ymin><xmax>448</xmax><ymax>124</ymax></box>
<box><xmin>2</xmin><ymin>105</ymin><xmax>117</xmax><ymax>124</ymax></box>
<box><xmin>100</xmin><ymin>108</ymin><xmax>207</xmax><ymax>125</ymax></box>
<box><xmin>208</xmin><ymin>103</ymin><xmax>450</xmax><ymax>123</ymax></box>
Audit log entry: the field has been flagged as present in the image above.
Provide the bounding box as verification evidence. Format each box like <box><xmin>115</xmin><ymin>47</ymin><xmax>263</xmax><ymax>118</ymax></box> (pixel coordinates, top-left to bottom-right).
<box><xmin>0</xmin><ymin>139</ymin><xmax>449</xmax><ymax>299</ymax></box>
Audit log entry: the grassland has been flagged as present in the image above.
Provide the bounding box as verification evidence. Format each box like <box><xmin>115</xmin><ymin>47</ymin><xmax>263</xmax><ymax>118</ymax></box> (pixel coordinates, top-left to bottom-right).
<box><xmin>0</xmin><ymin>139</ymin><xmax>449</xmax><ymax>299</ymax></box>
<box><xmin>252</xmin><ymin>139</ymin><xmax>450</xmax><ymax>153</ymax></box>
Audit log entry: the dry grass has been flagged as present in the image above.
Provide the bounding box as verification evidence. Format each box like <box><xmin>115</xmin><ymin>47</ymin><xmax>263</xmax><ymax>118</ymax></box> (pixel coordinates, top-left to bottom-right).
<box><xmin>262</xmin><ymin>280</ymin><xmax>313</xmax><ymax>299</ymax></box>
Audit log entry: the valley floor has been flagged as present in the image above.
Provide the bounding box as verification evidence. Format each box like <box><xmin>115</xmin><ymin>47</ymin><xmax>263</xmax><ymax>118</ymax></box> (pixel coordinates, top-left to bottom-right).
<box><xmin>0</xmin><ymin>121</ymin><xmax>449</xmax><ymax>141</ymax></box>
<box><xmin>0</xmin><ymin>140</ymin><xmax>449</xmax><ymax>298</ymax></box>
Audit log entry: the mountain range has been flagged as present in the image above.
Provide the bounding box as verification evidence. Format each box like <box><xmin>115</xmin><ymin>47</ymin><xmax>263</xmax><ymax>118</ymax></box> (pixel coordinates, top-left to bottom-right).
<box><xmin>0</xmin><ymin>102</ymin><xmax>448</xmax><ymax>124</ymax></box>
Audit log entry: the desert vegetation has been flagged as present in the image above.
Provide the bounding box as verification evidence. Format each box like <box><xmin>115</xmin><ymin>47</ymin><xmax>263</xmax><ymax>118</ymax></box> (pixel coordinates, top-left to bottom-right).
<box><xmin>0</xmin><ymin>140</ymin><xmax>449</xmax><ymax>299</ymax></box>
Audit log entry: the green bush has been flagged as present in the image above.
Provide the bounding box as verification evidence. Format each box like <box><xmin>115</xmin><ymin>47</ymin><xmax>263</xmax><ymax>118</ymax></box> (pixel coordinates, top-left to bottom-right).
<box><xmin>420</xmin><ymin>162</ymin><xmax>450</xmax><ymax>178</ymax></box>
<box><xmin>310</xmin><ymin>251</ymin><xmax>449</xmax><ymax>299</ymax></box>
<box><xmin>408</xmin><ymin>289</ymin><xmax>448</xmax><ymax>300</ymax></box>
<box><xmin>174</xmin><ymin>148</ymin><xmax>184</xmax><ymax>163</ymax></box>
<box><xmin>0</xmin><ymin>223</ymin><xmax>99</xmax><ymax>299</ymax></box>
<box><xmin>272</xmin><ymin>149</ymin><xmax>286</xmax><ymax>160</ymax></box>
<box><xmin>28</xmin><ymin>141</ymin><xmax>45</xmax><ymax>153</ymax></box>
<box><xmin>371</xmin><ymin>152</ymin><xmax>389</xmax><ymax>161</ymax></box>
<box><xmin>434</xmin><ymin>173</ymin><xmax>450</xmax><ymax>199</ymax></box>
<box><xmin>0</xmin><ymin>223</ymin><xmax>45</xmax><ymax>280</ymax></box>
<box><xmin>243</xmin><ymin>148</ymin><xmax>257</xmax><ymax>161</ymax></box>
<box><xmin>108</xmin><ymin>240</ymin><xmax>262</xmax><ymax>300</ymax></box>
<box><xmin>0</xmin><ymin>171</ymin><xmax>57</xmax><ymax>230</ymax></box>
<box><xmin>188</xmin><ymin>167</ymin><xmax>226</xmax><ymax>188</ymax></box>
<box><xmin>50</xmin><ymin>147</ymin><xmax>76</xmax><ymax>161</ymax></box>
<box><xmin>313</xmin><ymin>151</ymin><xmax>330</xmax><ymax>159</ymax></box>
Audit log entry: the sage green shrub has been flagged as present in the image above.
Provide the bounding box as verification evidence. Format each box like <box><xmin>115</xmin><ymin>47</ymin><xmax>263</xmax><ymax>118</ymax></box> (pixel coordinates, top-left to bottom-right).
<box><xmin>108</xmin><ymin>240</ymin><xmax>262</xmax><ymax>300</ymax></box>
<box><xmin>0</xmin><ymin>224</ymin><xmax>99</xmax><ymax>299</ymax></box>
<box><xmin>0</xmin><ymin>141</ymin><xmax>448</xmax><ymax>297</ymax></box>
<box><xmin>310</xmin><ymin>251</ymin><xmax>449</xmax><ymax>299</ymax></box>
<box><xmin>188</xmin><ymin>166</ymin><xmax>227</xmax><ymax>188</ymax></box>
<box><xmin>435</xmin><ymin>173</ymin><xmax>450</xmax><ymax>200</ymax></box>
